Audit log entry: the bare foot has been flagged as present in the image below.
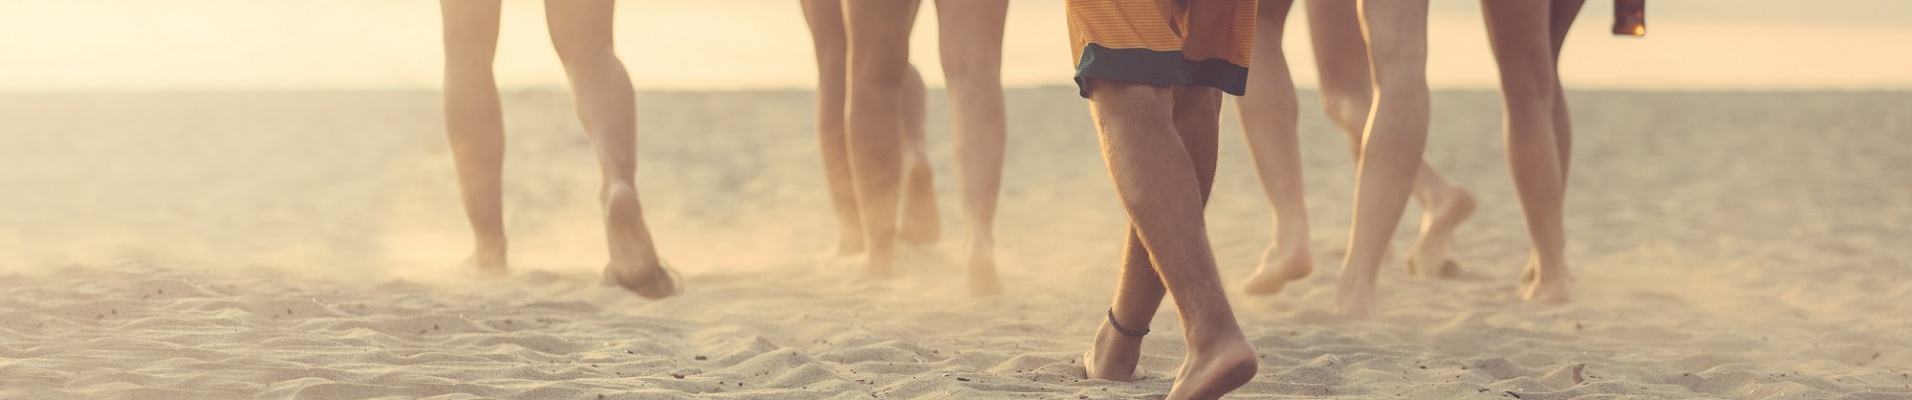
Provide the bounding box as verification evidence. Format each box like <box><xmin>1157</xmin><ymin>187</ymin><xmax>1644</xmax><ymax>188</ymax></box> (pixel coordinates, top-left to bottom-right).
<box><xmin>830</xmin><ymin>234</ymin><xmax>866</xmax><ymax>260</ymax></box>
<box><xmin>1084</xmin><ymin>321</ymin><xmax>1148</xmax><ymax>382</ymax></box>
<box><xmin>1405</xmin><ymin>188</ymin><xmax>1474</xmax><ymax>278</ymax></box>
<box><xmin>864</xmin><ymin>249</ymin><xmax>895</xmax><ymax>279</ymax></box>
<box><xmin>603</xmin><ymin>262</ymin><xmax>678</xmax><ymax>299</ymax></box>
<box><xmin>966</xmin><ymin>238</ymin><xmax>1003</xmax><ymax>296</ymax></box>
<box><xmin>1334</xmin><ymin>267</ymin><xmax>1377</xmax><ymax>318</ymax></box>
<box><xmin>1241</xmin><ymin>241</ymin><xmax>1311</xmax><ymax>295</ymax></box>
<box><xmin>601</xmin><ymin>183</ymin><xmax>677</xmax><ymax>299</ymax></box>
<box><xmin>464</xmin><ymin>242</ymin><xmax>508</xmax><ymax>277</ymax></box>
<box><xmin>1166</xmin><ymin>329</ymin><xmax>1258</xmax><ymax>400</ymax></box>
<box><xmin>1519</xmin><ymin>257</ymin><xmax>1572</xmax><ymax>304</ymax></box>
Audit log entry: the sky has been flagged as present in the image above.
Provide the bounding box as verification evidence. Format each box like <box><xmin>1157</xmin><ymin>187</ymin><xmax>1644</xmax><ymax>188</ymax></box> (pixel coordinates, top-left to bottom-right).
<box><xmin>1</xmin><ymin>1</ymin><xmax>1908</xmax><ymax>92</ymax></box>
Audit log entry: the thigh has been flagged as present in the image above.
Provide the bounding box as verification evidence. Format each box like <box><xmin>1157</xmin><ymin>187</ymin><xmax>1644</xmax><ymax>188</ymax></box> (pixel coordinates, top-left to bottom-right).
<box><xmin>1547</xmin><ymin>0</ymin><xmax>1586</xmax><ymax>60</ymax></box>
<box><xmin>1304</xmin><ymin>0</ymin><xmax>1369</xmax><ymax>94</ymax></box>
<box><xmin>440</xmin><ymin>0</ymin><xmax>502</xmax><ymax>60</ymax></box>
<box><xmin>1481</xmin><ymin>0</ymin><xmax>1553</xmax><ymax>90</ymax></box>
<box><xmin>1357</xmin><ymin>0</ymin><xmax>1430</xmax><ymax>83</ymax></box>
<box><xmin>544</xmin><ymin>0</ymin><xmax>615</xmax><ymax>53</ymax></box>
<box><xmin>844</xmin><ymin>0</ymin><xmax>921</xmax><ymax>79</ymax></box>
<box><xmin>935</xmin><ymin>0</ymin><xmax>1008</xmax><ymax>75</ymax></box>
<box><xmin>803</xmin><ymin>0</ymin><xmax>848</xmax><ymax>61</ymax></box>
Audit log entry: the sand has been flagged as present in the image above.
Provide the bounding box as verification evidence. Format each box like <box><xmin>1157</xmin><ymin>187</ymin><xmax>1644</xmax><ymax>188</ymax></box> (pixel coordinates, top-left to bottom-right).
<box><xmin>1</xmin><ymin>89</ymin><xmax>1909</xmax><ymax>399</ymax></box>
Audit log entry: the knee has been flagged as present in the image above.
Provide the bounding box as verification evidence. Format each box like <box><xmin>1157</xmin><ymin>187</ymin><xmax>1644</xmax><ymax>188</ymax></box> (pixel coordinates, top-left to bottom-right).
<box><xmin>1088</xmin><ymin>80</ymin><xmax>1173</xmax><ymax>113</ymax></box>
<box><xmin>443</xmin><ymin>45</ymin><xmax>495</xmax><ymax>72</ymax></box>
<box><xmin>940</xmin><ymin>56</ymin><xmax>1001</xmax><ymax>86</ymax></box>
<box><xmin>1369</xmin><ymin>66</ymin><xmax>1428</xmax><ymax>92</ymax></box>
<box><xmin>1496</xmin><ymin>70</ymin><xmax>1556</xmax><ymax>105</ymax></box>
<box><xmin>849</xmin><ymin>60</ymin><xmax>910</xmax><ymax>90</ymax></box>
<box><xmin>1318</xmin><ymin>88</ymin><xmax>1369</xmax><ymax>128</ymax></box>
<box><xmin>816</xmin><ymin>59</ymin><xmax>848</xmax><ymax>85</ymax></box>
<box><xmin>1366</xmin><ymin>45</ymin><xmax>1428</xmax><ymax>89</ymax></box>
<box><xmin>553</xmin><ymin>43</ymin><xmax>618</xmax><ymax>69</ymax></box>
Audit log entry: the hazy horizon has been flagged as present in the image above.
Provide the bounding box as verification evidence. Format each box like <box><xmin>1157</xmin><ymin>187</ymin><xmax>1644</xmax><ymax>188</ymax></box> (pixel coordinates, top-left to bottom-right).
<box><xmin>3</xmin><ymin>1</ymin><xmax>1909</xmax><ymax>92</ymax></box>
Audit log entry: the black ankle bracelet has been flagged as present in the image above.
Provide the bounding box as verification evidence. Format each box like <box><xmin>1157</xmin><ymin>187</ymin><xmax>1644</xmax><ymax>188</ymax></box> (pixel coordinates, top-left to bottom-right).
<box><xmin>1107</xmin><ymin>309</ymin><xmax>1149</xmax><ymax>337</ymax></box>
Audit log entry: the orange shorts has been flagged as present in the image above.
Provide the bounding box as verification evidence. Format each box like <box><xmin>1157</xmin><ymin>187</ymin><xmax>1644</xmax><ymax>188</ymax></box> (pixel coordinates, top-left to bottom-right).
<box><xmin>1067</xmin><ymin>0</ymin><xmax>1258</xmax><ymax>96</ymax></box>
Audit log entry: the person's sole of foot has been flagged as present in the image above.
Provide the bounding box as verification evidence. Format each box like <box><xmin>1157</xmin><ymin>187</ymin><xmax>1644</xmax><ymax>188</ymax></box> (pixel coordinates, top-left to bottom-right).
<box><xmin>1241</xmin><ymin>242</ymin><xmax>1311</xmax><ymax>295</ymax></box>
<box><xmin>601</xmin><ymin>184</ymin><xmax>678</xmax><ymax>299</ymax></box>
<box><xmin>1165</xmin><ymin>336</ymin><xmax>1258</xmax><ymax>400</ymax></box>
<box><xmin>602</xmin><ymin>262</ymin><xmax>680</xmax><ymax>299</ymax></box>
<box><xmin>1405</xmin><ymin>188</ymin><xmax>1475</xmax><ymax>279</ymax></box>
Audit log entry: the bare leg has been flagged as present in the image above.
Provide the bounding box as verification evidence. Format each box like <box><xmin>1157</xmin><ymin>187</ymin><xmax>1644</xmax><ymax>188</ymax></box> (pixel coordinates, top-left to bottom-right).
<box><xmin>1236</xmin><ymin>0</ymin><xmax>1314</xmax><ymax>295</ymax></box>
<box><xmin>546</xmin><ymin>0</ymin><xmax>673</xmax><ymax>298</ymax></box>
<box><xmin>440</xmin><ymin>0</ymin><xmax>509</xmax><ymax>276</ymax></box>
<box><xmin>1084</xmin><ymin>89</ymin><xmax>1228</xmax><ymax>383</ymax></box>
<box><xmin>936</xmin><ymin>0</ymin><xmax>1009</xmax><ymax>295</ymax></box>
<box><xmin>896</xmin><ymin>65</ymin><xmax>943</xmax><ymax>245</ymax></box>
<box><xmin>801</xmin><ymin>0</ymin><xmax>866</xmax><ymax>259</ymax></box>
<box><xmin>1482</xmin><ymin>0</ymin><xmax>1571</xmax><ymax>303</ymax></box>
<box><xmin>1521</xmin><ymin>0</ymin><xmax>1583</xmax><ymax>284</ymax></box>
<box><xmin>843</xmin><ymin>0</ymin><xmax>921</xmax><ymax>278</ymax></box>
<box><xmin>1307</xmin><ymin>0</ymin><xmax>1473</xmax><ymax>279</ymax></box>
<box><xmin>1081</xmin><ymin>81</ymin><xmax>1255</xmax><ymax>400</ymax></box>
<box><xmin>1549</xmin><ymin>0</ymin><xmax>1583</xmax><ymax>181</ymax></box>
<box><xmin>1336</xmin><ymin>0</ymin><xmax>1432</xmax><ymax>317</ymax></box>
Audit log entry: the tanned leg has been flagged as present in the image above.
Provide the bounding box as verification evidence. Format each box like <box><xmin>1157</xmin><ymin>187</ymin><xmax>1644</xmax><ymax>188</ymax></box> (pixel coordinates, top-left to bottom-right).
<box><xmin>842</xmin><ymin>0</ymin><xmax>921</xmax><ymax>278</ymax></box>
<box><xmin>1523</xmin><ymin>0</ymin><xmax>1583</xmax><ymax>284</ymax></box>
<box><xmin>547</xmin><ymin>0</ymin><xmax>673</xmax><ymax>298</ymax></box>
<box><xmin>1308</xmin><ymin>0</ymin><xmax>1472</xmax><ymax>279</ymax></box>
<box><xmin>936</xmin><ymin>0</ymin><xmax>1010</xmax><ymax>295</ymax></box>
<box><xmin>440</xmin><ymin>0</ymin><xmax>509</xmax><ymax>276</ymax></box>
<box><xmin>801</xmin><ymin>0</ymin><xmax>867</xmax><ymax>260</ymax></box>
<box><xmin>1236</xmin><ymin>0</ymin><xmax>1316</xmax><ymax>296</ymax></box>
<box><xmin>897</xmin><ymin>64</ymin><xmax>943</xmax><ymax>246</ymax></box>
<box><xmin>1482</xmin><ymin>0</ymin><xmax>1571</xmax><ymax>303</ymax></box>
<box><xmin>1336</xmin><ymin>0</ymin><xmax>1433</xmax><ymax>317</ymax></box>
<box><xmin>1082</xmin><ymin>81</ymin><xmax>1255</xmax><ymax>400</ymax></box>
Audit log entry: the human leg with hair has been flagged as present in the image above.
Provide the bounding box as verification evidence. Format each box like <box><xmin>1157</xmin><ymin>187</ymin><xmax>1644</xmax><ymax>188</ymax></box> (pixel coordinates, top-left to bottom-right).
<box><xmin>1082</xmin><ymin>81</ymin><xmax>1256</xmax><ymax>400</ymax></box>
<box><xmin>1068</xmin><ymin>0</ymin><xmax>1260</xmax><ymax>397</ymax></box>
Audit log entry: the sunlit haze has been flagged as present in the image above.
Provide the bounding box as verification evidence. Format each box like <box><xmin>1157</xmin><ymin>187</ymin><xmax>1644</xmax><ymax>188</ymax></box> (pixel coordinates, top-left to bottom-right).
<box><xmin>3</xmin><ymin>0</ymin><xmax>1908</xmax><ymax>91</ymax></box>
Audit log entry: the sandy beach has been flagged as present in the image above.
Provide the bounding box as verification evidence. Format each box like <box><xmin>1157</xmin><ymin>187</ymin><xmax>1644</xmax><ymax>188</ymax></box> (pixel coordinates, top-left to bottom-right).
<box><xmin>1</xmin><ymin>88</ymin><xmax>1908</xmax><ymax>399</ymax></box>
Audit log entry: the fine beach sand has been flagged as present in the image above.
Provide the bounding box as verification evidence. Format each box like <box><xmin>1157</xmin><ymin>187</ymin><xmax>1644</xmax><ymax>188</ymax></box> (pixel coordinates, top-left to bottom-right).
<box><xmin>1</xmin><ymin>89</ymin><xmax>1908</xmax><ymax>399</ymax></box>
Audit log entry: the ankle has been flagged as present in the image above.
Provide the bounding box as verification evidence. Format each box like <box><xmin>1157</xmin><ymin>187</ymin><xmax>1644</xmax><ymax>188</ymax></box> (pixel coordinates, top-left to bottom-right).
<box><xmin>473</xmin><ymin>237</ymin><xmax>507</xmax><ymax>254</ymax></box>
<box><xmin>1181</xmin><ymin>321</ymin><xmax>1246</xmax><ymax>351</ymax></box>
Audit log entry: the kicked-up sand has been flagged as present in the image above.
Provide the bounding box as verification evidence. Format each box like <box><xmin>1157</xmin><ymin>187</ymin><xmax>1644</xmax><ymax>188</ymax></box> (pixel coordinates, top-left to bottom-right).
<box><xmin>0</xmin><ymin>89</ymin><xmax>1908</xmax><ymax>399</ymax></box>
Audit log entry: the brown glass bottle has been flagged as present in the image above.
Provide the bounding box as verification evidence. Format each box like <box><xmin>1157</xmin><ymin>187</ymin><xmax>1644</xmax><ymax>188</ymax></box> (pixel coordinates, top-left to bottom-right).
<box><xmin>1613</xmin><ymin>0</ymin><xmax>1646</xmax><ymax>36</ymax></box>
